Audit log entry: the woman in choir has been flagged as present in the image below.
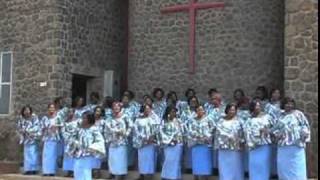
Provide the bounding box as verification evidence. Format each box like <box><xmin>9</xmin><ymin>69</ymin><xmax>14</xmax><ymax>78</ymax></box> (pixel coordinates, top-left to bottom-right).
<box><xmin>123</xmin><ymin>90</ymin><xmax>141</xmax><ymax>117</ymax></box>
<box><xmin>180</xmin><ymin>95</ymin><xmax>199</xmax><ymax>172</ymax></box>
<box><xmin>166</xmin><ymin>91</ymin><xmax>184</xmax><ymax>116</ymax></box>
<box><xmin>83</xmin><ymin>92</ymin><xmax>100</xmax><ymax>113</ymax></box>
<box><xmin>265</xmin><ymin>88</ymin><xmax>282</xmax><ymax>123</ymax></box>
<box><xmin>73</xmin><ymin>96</ymin><xmax>85</xmax><ymax>119</ymax></box>
<box><xmin>271</xmin><ymin>97</ymin><xmax>311</xmax><ymax>180</ymax></box>
<box><xmin>71</xmin><ymin>111</ymin><xmax>106</xmax><ymax>180</ymax></box>
<box><xmin>264</xmin><ymin>88</ymin><xmax>283</xmax><ymax>178</ymax></box>
<box><xmin>254</xmin><ymin>86</ymin><xmax>269</xmax><ymax>110</ymax></box>
<box><xmin>243</xmin><ymin>100</ymin><xmax>274</xmax><ymax>180</ymax></box>
<box><xmin>214</xmin><ymin>103</ymin><xmax>244</xmax><ymax>180</ymax></box>
<box><xmin>161</xmin><ymin>105</ymin><xmax>184</xmax><ymax>180</ymax></box>
<box><xmin>179</xmin><ymin>88</ymin><xmax>197</xmax><ymax>112</ymax></box>
<box><xmin>133</xmin><ymin>104</ymin><xmax>158</xmax><ymax>179</ymax></box>
<box><xmin>61</xmin><ymin>108</ymin><xmax>78</xmax><ymax>177</ymax></box>
<box><xmin>41</xmin><ymin>103</ymin><xmax>66</xmax><ymax>176</ymax></box>
<box><xmin>143</xmin><ymin>94</ymin><xmax>153</xmax><ymax>107</ymax></box>
<box><xmin>105</xmin><ymin>102</ymin><xmax>133</xmax><ymax>180</ymax></box>
<box><xmin>121</xmin><ymin>94</ymin><xmax>138</xmax><ymax>169</ymax></box>
<box><xmin>103</xmin><ymin>96</ymin><xmax>115</xmax><ymax>120</ymax></box>
<box><xmin>92</xmin><ymin>106</ymin><xmax>106</xmax><ymax>178</ymax></box>
<box><xmin>152</xmin><ymin>88</ymin><xmax>167</xmax><ymax>120</ymax></box>
<box><xmin>205</xmin><ymin>92</ymin><xmax>225</xmax><ymax>171</ymax></box>
<box><xmin>188</xmin><ymin>105</ymin><xmax>213</xmax><ymax>180</ymax></box>
<box><xmin>233</xmin><ymin>89</ymin><xmax>250</xmax><ymax>176</ymax></box>
<box><xmin>17</xmin><ymin>105</ymin><xmax>42</xmax><ymax>175</ymax></box>
<box><xmin>204</xmin><ymin>88</ymin><xmax>219</xmax><ymax>114</ymax></box>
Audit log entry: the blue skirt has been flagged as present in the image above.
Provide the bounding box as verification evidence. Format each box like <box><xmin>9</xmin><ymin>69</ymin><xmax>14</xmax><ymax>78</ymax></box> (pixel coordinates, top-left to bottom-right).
<box><xmin>63</xmin><ymin>155</ymin><xmax>74</xmax><ymax>171</ymax></box>
<box><xmin>277</xmin><ymin>146</ymin><xmax>307</xmax><ymax>180</ymax></box>
<box><xmin>42</xmin><ymin>140</ymin><xmax>59</xmax><ymax>174</ymax></box>
<box><xmin>243</xmin><ymin>149</ymin><xmax>249</xmax><ymax>172</ymax></box>
<box><xmin>109</xmin><ymin>145</ymin><xmax>128</xmax><ymax>175</ymax></box>
<box><xmin>138</xmin><ymin>144</ymin><xmax>156</xmax><ymax>174</ymax></box>
<box><xmin>91</xmin><ymin>157</ymin><xmax>102</xmax><ymax>169</ymax></box>
<box><xmin>249</xmin><ymin>145</ymin><xmax>272</xmax><ymax>180</ymax></box>
<box><xmin>127</xmin><ymin>138</ymin><xmax>135</xmax><ymax>167</ymax></box>
<box><xmin>24</xmin><ymin>143</ymin><xmax>40</xmax><ymax>172</ymax></box>
<box><xmin>57</xmin><ymin>141</ymin><xmax>64</xmax><ymax>157</ymax></box>
<box><xmin>218</xmin><ymin>149</ymin><xmax>244</xmax><ymax>180</ymax></box>
<box><xmin>271</xmin><ymin>144</ymin><xmax>278</xmax><ymax>175</ymax></box>
<box><xmin>183</xmin><ymin>145</ymin><xmax>192</xmax><ymax>169</ymax></box>
<box><xmin>212</xmin><ymin>149</ymin><xmax>218</xmax><ymax>169</ymax></box>
<box><xmin>162</xmin><ymin>144</ymin><xmax>183</xmax><ymax>179</ymax></box>
<box><xmin>74</xmin><ymin>156</ymin><xmax>93</xmax><ymax>180</ymax></box>
<box><xmin>192</xmin><ymin>145</ymin><xmax>212</xmax><ymax>175</ymax></box>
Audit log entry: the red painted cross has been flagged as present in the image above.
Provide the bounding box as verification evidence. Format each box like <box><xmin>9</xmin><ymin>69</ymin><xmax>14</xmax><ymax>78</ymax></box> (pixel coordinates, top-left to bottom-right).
<box><xmin>161</xmin><ymin>0</ymin><xmax>224</xmax><ymax>74</ymax></box>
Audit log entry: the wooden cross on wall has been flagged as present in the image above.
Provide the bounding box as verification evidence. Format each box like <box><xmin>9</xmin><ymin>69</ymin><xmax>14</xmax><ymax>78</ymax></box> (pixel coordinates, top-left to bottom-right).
<box><xmin>161</xmin><ymin>0</ymin><xmax>225</xmax><ymax>74</ymax></box>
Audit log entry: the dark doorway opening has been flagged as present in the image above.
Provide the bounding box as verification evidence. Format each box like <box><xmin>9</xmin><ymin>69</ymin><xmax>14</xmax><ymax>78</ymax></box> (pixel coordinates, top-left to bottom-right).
<box><xmin>72</xmin><ymin>74</ymin><xmax>91</xmax><ymax>106</ymax></box>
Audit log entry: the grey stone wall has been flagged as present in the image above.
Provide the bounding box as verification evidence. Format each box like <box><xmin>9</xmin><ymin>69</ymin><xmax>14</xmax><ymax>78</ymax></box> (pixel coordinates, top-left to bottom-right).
<box><xmin>0</xmin><ymin>0</ymin><xmax>62</xmax><ymax>160</ymax></box>
<box><xmin>54</xmin><ymin>0</ymin><xmax>127</xmax><ymax>101</ymax></box>
<box><xmin>128</xmin><ymin>0</ymin><xmax>285</xmax><ymax>101</ymax></box>
<box><xmin>285</xmin><ymin>0</ymin><xmax>318</xmax><ymax>177</ymax></box>
<box><xmin>0</xmin><ymin>0</ymin><xmax>126</xmax><ymax>161</ymax></box>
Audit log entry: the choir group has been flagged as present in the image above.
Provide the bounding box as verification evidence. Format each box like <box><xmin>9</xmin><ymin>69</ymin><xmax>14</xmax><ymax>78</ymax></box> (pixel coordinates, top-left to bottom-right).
<box><xmin>17</xmin><ymin>86</ymin><xmax>311</xmax><ymax>180</ymax></box>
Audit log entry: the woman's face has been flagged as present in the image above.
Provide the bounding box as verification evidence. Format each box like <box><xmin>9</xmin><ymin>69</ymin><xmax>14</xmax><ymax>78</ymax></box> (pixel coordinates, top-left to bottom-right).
<box><xmin>254</xmin><ymin>102</ymin><xmax>262</xmax><ymax>114</ymax></box>
<box><xmin>95</xmin><ymin>108</ymin><xmax>102</xmax><ymax>118</ymax></box>
<box><xmin>284</xmin><ymin>101</ymin><xmax>295</xmax><ymax>112</ymax></box>
<box><xmin>144</xmin><ymin>98</ymin><xmax>153</xmax><ymax>106</ymax></box>
<box><xmin>189</xmin><ymin>97</ymin><xmax>198</xmax><ymax>108</ymax></box>
<box><xmin>112</xmin><ymin>104</ymin><xmax>121</xmax><ymax>114</ymax></box>
<box><xmin>23</xmin><ymin>107</ymin><xmax>31</xmax><ymax>118</ymax></box>
<box><xmin>227</xmin><ymin>106</ymin><xmax>237</xmax><ymax>118</ymax></box>
<box><xmin>155</xmin><ymin>91</ymin><xmax>163</xmax><ymax>99</ymax></box>
<box><xmin>187</xmin><ymin>91</ymin><xmax>195</xmax><ymax>99</ymax></box>
<box><xmin>81</xmin><ymin>115</ymin><xmax>89</xmax><ymax>126</ymax></box>
<box><xmin>144</xmin><ymin>105</ymin><xmax>152</xmax><ymax>116</ymax></box>
<box><xmin>122</xmin><ymin>96</ymin><xmax>130</xmax><ymax>106</ymax></box>
<box><xmin>196</xmin><ymin>106</ymin><xmax>205</xmax><ymax>117</ymax></box>
<box><xmin>169</xmin><ymin>109</ymin><xmax>177</xmax><ymax>120</ymax></box>
<box><xmin>48</xmin><ymin>104</ymin><xmax>56</xmax><ymax>115</ymax></box>
<box><xmin>271</xmin><ymin>90</ymin><xmax>281</xmax><ymax>101</ymax></box>
<box><xmin>212</xmin><ymin>94</ymin><xmax>221</xmax><ymax>106</ymax></box>
<box><xmin>255</xmin><ymin>90</ymin><xmax>264</xmax><ymax>99</ymax></box>
<box><xmin>234</xmin><ymin>91</ymin><xmax>243</xmax><ymax>101</ymax></box>
<box><xmin>76</xmin><ymin>98</ymin><xmax>84</xmax><ymax>107</ymax></box>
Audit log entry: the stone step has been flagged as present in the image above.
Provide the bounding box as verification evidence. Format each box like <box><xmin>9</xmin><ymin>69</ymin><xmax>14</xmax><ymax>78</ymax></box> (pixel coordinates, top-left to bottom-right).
<box><xmin>0</xmin><ymin>172</ymin><xmax>208</xmax><ymax>180</ymax></box>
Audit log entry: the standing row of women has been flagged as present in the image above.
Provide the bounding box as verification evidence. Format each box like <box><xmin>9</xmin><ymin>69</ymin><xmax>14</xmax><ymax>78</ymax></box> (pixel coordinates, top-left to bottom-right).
<box><xmin>17</xmin><ymin>87</ymin><xmax>311</xmax><ymax>180</ymax></box>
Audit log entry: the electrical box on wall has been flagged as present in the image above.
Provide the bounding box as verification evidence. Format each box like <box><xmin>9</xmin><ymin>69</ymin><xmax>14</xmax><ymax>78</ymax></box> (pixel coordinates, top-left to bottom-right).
<box><xmin>103</xmin><ymin>70</ymin><xmax>120</xmax><ymax>99</ymax></box>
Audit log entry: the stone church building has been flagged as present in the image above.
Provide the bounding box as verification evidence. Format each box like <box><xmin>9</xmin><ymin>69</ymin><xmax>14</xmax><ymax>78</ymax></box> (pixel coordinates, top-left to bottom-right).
<box><xmin>0</xmin><ymin>0</ymin><xmax>318</xmax><ymax>177</ymax></box>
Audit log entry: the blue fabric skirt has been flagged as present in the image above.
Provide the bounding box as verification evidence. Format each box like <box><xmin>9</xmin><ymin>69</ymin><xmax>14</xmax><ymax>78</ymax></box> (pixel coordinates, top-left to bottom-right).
<box><xmin>271</xmin><ymin>144</ymin><xmax>278</xmax><ymax>175</ymax></box>
<box><xmin>109</xmin><ymin>145</ymin><xmax>128</xmax><ymax>175</ymax></box>
<box><xmin>42</xmin><ymin>140</ymin><xmax>58</xmax><ymax>174</ymax></box>
<box><xmin>74</xmin><ymin>156</ymin><xmax>93</xmax><ymax>180</ymax></box>
<box><xmin>91</xmin><ymin>157</ymin><xmax>102</xmax><ymax>169</ymax></box>
<box><xmin>127</xmin><ymin>138</ymin><xmax>135</xmax><ymax>167</ymax></box>
<box><xmin>243</xmin><ymin>149</ymin><xmax>249</xmax><ymax>172</ymax></box>
<box><xmin>218</xmin><ymin>149</ymin><xmax>244</xmax><ymax>180</ymax></box>
<box><xmin>183</xmin><ymin>145</ymin><xmax>192</xmax><ymax>169</ymax></box>
<box><xmin>212</xmin><ymin>149</ymin><xmax>218</xmax><ymax>169</ymax></box>
<box><xmin>138</xmin><ymin>144</ymin><xmax>156</xmax><ymax>174</ymax></box>
<box><xmin>24</xmin><ymin>143</ymin><xmax>40</xmax><ymax>172</ymax></box>
<box><xmin>162</xmin><ymin>144</ymin><xmax>183</xmax><ymax>180</ymax></box>
<box><xmin>57</xmin><ymin>140</ymin><xmax>64</xmax><ymax>157</ymax></box>
<box><xmin>192</xmin><ymin>145</ymin><xmax>212</xmax><ymax>175</ymax></box>
<box><xmin>277</xmin><ymin>145</ymin><xmax>307</xmax><ymax>180</ymax></box>
<box><xmin>63</xmin><ymin>154</ymin><xmax>74</xmax><ymax>171</ymax></box>
<box><xmin>249</xmin><ymin>145</ymin><xmax>272</xmax><ymax>180</ymax></box>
